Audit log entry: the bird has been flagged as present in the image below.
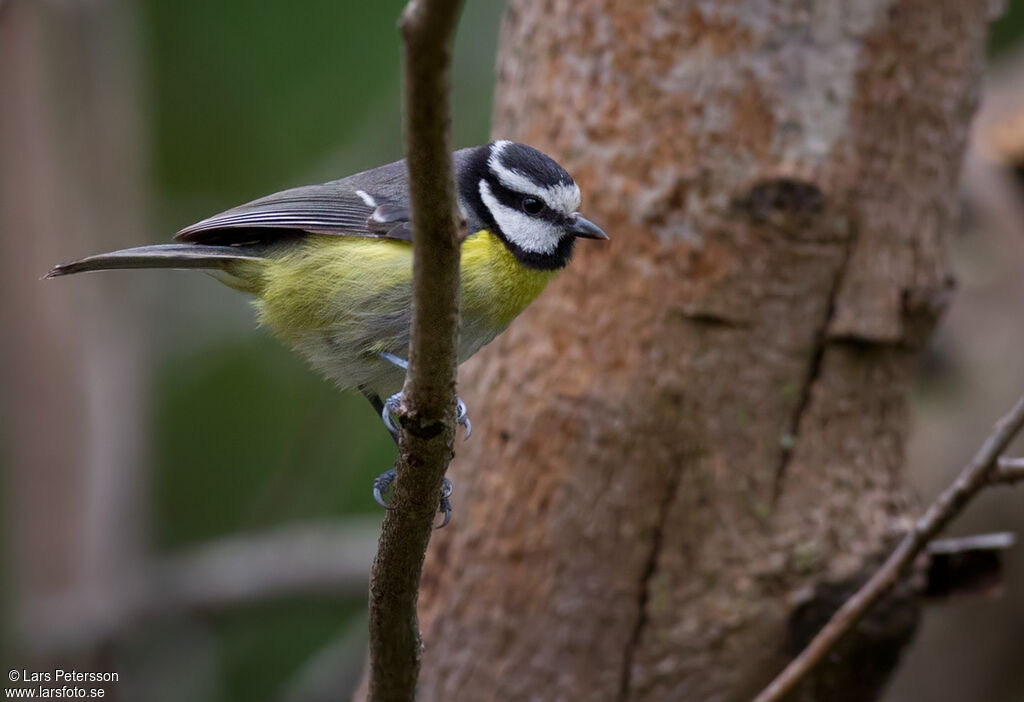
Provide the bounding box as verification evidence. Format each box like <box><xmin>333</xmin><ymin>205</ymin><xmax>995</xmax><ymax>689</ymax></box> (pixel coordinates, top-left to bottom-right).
<box><xmin>47</xmin><ymin>140</ymin><xmax>607</xmax><ymax>523</ymax></box>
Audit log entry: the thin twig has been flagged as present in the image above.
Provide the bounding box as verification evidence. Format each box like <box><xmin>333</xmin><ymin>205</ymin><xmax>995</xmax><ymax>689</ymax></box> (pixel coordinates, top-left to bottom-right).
<box><xmin>926</xmin><ymin>531</ymin><xmax>1016</xmax><ymax>554</ymax></box>
<box><xmin>156</xmin><ymin>520</ymin><xmax>378</xmax><ymax>609</ymax></box>
<box><xmin>992</xmin><ymin>456</ymin><xmax>1024</xmax><ymax>484</ymax></box>
<box><xmin>366</xmin><ymin>1</ymin><xmax>466</xmax><ymax>701</ymax></box>
<box><xmin>753</xmin><ymin>394</ymin><xmax>1024</xmax><ymax>702</ymax></box>
<box><xmin>18</xmin><ymin>519</ymin><xmax>378</xmax><ymax>652</ymax></box>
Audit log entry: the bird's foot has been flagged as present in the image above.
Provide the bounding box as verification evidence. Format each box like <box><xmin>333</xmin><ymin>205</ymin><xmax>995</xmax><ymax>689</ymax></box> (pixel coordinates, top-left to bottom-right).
<box><xmin>438</xmin><ymin>479</ymin><xmax>453</xmax><ymax>528</ymax></box>
<box><xmin>456</xmin><ymin>396</ymin><xmax>472</xmax><ymax>440</ymax></box>
<box><xmin>381</xmin><ymin>393</ymin><xmax>403</xmax><ymax>438</ymax></box>
<box><xmin>372</xmin><ymin>468</ymin><xmax>396</xmax><ymax>509</ymax></box>
<box><xmin>380</xmin><ymin>391</ymin><xmax>472</xmax><ymax>440</ymax></box>
<box><xmin>372</xmin><ymin>468</ymin><xmax>454</xmax><ymax>528</ymax></box>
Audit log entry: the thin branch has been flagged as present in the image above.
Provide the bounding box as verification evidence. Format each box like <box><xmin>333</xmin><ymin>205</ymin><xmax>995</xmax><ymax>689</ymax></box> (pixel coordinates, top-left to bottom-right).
<box><xmin>17</xmin><ymin>519</ymin><xmax>378</xmax><ymax>652</ymax></box>
<box><xmin>156</xmin><ymin>519</ymin><xmax>378</xmax><ymax>610</ymax></box>
<box><xmin>753</xmin><ymin>394</ymin><xmax>1024</xmax><ymax>702</ymax></box>
<box><xmin>992</xmin><ymin>456</ymin><xmax>1024</xmax><ymax>484</ymax></box>
<box><xmin>926</xmin><ymin>531</ymin><xmax>1016</xmax><ymax>554</ymax></box>
<box><xmin>366</xmin><ymin>2</ymin><xmax>466</xmax><ymax>702</ymax></box>
<box><xmin>922</xmin><ymin>531</ymin><xmax>1015</xmax><ymax>600</ymax></box>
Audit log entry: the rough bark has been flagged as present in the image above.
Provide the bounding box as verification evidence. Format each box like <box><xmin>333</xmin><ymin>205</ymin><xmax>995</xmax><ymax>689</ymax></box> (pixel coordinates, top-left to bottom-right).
<box><xmin>415</xmin><ymin>2</ymin><xmax>988</xmax><ymax>701</ymax></box>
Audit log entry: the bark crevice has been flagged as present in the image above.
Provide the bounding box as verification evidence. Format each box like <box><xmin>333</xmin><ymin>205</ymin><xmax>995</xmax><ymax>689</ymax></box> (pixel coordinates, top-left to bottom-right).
<box><xmin>616</xmin><ymin>461</ymin><xmax>684</xmax><ymax>702</ymax></box>
<box><xmin>772</xmin><ymin>224</ymin><xmax>858</xmax><ymax>505</ymax></box>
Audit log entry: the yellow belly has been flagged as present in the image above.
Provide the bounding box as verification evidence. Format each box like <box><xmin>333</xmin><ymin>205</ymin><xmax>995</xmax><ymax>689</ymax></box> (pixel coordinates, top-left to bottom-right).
<box><xmin>231</xmin><ymin>230</ymin><xmax>557</xmax><ymax>392</ymax></box>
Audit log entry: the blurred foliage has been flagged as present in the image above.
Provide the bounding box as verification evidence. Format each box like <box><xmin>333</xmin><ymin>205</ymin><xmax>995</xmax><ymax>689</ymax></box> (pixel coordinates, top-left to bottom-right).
<box><xmin>138</xmin><ymin>1</ymin><xmax>504</xmax><ymax>699</ymax></box>
<box><xmin>147</xmin><ymin>0</ymin><xmax>397</xmax><ymax>201</ymax></box>
<box><xmin>212</xmin><ymin>599</ymin><xmax>361</xmax><ymax>702</ymax></box>
<box><xmin>991</xmin><ymin>0</ymin><xmax>1024</xmax><ymax>56</ymax></box>
<box><xmin>153</xmin><ymin>336</ymin><xmax>389</xmax><ymax>549</ymax></box>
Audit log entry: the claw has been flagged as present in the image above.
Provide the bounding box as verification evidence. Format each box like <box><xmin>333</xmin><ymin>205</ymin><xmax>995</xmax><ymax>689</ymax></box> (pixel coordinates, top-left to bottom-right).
<box><xmin>436</xmin><ymin>478</ymin><xmax>453</xmax><ymax>528</ymax></box>
<box><xmin>456</xmin><ymin>397</ymin><xmax>472</xmax><ymax>440</ymax></box>
<box><xmin>376</xmin><ymin>386</ymin><xmax>462</xmax><ymax>524</ymax></box>
<box><xmin>371</xmin><ymin>468</ymin><xmax>454</xmax><ymax>528</ymax></box>
<box><xmin>381</xmin><ymin>392</ymin><xmax>403</xmax><ymax>437</ymax></box>
<box><xmin>384</xmin><ymin>391</ymin><xmax>471</xmax><ymax>441</ymax></box>
<box><xmin>373</xmin><ymin>468</ymin><xmax>396</xmax><ymax>509</ymax></box>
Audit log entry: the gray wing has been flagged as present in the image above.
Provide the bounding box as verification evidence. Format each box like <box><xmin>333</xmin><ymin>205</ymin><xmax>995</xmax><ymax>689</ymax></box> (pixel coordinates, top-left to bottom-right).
<box><xmin>174</xmin><ymin>158</ymin><xmax>414</xmax><ymax>245</ymax></box>
<box><xmin>173</xmin><ymin>148</ymin><xmax>480</xmax><ymax>246</ymax></box>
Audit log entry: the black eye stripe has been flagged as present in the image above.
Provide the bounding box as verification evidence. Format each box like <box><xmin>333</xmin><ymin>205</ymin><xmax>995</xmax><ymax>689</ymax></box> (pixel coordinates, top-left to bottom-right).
<box><xmin>483</xmin><ymin>175</ymin><xmax>525</xmax><ymax>209</ymax></box>
<box><xmin>482</xmin><ymin>176</ymin><xmax>562</xmax><ymax>222</ymax></box>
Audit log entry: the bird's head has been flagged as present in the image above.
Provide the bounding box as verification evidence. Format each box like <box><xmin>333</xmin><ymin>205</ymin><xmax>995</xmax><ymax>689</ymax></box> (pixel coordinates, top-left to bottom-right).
<box><xmin>460</xmin><ymin>141</ymin><xmax>607</xmax><ymax>270</ymax></box>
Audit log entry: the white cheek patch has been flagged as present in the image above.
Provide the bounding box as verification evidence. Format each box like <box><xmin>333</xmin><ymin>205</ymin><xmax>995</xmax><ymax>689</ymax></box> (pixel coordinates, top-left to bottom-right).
<box><xmin>479</xmin><ymin>180</ymin><xmax>563</xmax><ymax>254</ymax></box>
<box><xmin>489</xmin><ymin>141</ymin><xmax>581</xmax><ymax>215</ymax></box>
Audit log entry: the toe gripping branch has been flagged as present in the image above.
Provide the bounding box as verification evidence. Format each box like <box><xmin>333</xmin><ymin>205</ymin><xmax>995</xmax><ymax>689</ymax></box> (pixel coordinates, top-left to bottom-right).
<box><xmin>373</xmin><ymin>468</ymin><xmax>454</xmax><ymax>529</ymax></box>
<box><xmin>373</xmin><ymin>353</ymin><xmax>468</xmax><ymax>528</ymax></box>
<box><xmin>381</xmin><ymin>391</ymin><xmax>472</xmax><ymax>441</ymax></box>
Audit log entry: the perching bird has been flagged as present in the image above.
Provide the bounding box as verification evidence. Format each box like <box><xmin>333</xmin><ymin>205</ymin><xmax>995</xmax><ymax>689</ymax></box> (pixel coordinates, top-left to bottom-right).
<box><xmin>47</xmin><ymin>140</ymin><xmax>607</xmax><ymax>522</ymax></box>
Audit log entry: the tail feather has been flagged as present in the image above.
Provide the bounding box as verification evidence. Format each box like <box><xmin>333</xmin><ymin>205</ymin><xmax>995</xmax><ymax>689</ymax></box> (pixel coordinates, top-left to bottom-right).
<box><xmin>45</xmin><ymin>244</ymin><xmax>263</xmax><ymax>279</ymax></box>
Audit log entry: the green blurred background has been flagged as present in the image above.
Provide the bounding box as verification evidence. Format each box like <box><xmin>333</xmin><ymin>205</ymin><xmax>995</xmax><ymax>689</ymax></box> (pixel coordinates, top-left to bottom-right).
<box><xmin>146</xmin><ymin>1</ymin><xmax>502</xmax><ymax>698</ymax></box>
<box><xmin>4</xmin><ymin>1</ymin><xmax>1024</xmax><ymax>700</ymax></box>
<box><xmin>146</xmin><ymin>0</ymin><xmax>501</xmax><ymax>540</ymax></box>
<box><xmin>1</xmin><ymin>1</ymin><xmax>504</xmax><ymax>700</ymax></box>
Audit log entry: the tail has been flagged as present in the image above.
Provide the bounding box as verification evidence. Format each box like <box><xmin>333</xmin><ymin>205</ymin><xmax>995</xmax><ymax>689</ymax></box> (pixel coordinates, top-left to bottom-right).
<box><xmin>46</xmin><ymin>243</ymin><xmax>264</xmax><ymax>283</ymax></box>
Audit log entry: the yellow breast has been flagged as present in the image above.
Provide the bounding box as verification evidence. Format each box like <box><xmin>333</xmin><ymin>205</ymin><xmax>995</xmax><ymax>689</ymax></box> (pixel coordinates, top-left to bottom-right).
<box><xmin>461</xmin><ymin>230</ymin><xmax>558</xmax><ymax>329</ymax></box>
<box><xmin>241</xmin><ymin>230</ymin><xmax>556</xmax><ymax>349</ymax></box>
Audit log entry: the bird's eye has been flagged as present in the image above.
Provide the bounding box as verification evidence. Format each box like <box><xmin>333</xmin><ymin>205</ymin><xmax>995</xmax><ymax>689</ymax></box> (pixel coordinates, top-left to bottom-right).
<box><xmin>521</xmin><ymin>196</ymin><xmax>544</xmax><ymax>215</ymax></box>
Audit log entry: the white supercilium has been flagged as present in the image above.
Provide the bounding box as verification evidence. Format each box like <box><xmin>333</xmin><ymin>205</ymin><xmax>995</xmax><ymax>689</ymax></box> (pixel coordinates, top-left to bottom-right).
<box><xmin>488</xmin><ymin>141</ymin><xmax>581</xmax><ymax>215</ymax></box>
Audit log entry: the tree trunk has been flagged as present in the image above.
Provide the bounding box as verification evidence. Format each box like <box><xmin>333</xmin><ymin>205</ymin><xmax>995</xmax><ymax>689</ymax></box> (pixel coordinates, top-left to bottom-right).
<box><xmin>416</xmin><ymin>2</ymin><xmax>989</xmax><ymax>700</ymax></box>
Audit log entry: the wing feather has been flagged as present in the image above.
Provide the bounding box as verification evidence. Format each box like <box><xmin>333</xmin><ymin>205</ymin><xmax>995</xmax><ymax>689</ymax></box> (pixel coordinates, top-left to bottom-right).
<box><xmin>171</xmin><ymin>149</ymin><xmax>486</xmax><ymax>247</ymax></box>
<box><xmin>174</xmin><ymin>178</ymin><xmax>412</xmax><ymax>245</ymax></box>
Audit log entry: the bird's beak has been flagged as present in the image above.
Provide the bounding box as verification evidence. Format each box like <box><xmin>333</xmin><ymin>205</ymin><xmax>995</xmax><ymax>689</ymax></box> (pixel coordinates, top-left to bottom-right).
<box><xmin>568</xmin><ymin>213</ymin><xmax>609</xmax><ymax>240</ymax></box>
